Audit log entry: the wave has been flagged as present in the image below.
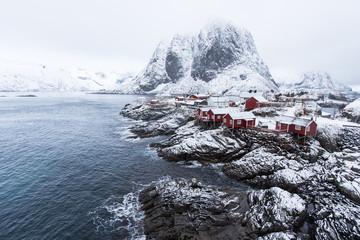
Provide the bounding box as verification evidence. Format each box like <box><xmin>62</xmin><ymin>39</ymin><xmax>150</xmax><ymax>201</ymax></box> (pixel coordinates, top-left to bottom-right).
<box><xmin>89</xmin><ymin>176</ymin><xmax>173</xmax><ymax>239</ymax></box>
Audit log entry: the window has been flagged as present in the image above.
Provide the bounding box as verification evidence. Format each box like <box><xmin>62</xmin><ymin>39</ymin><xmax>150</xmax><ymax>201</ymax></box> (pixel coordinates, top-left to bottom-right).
<box><xmin>295</xmin><ymin>125</ymin><xmax>301</xmax><ymax>130</ymax></box>
<box><xmin>230</xmin><ymin>120</ymin><xmax>233</xmax><ymax>124</ymax></box>
<box><xmin>224</xmin><ymin>119</ymin><xmax>227</xmax><ymax>123</ymax></box>
<box><xmin>212</xmin><ymin>115</ymin><xmax>215</xmax><ymax>119</ymax></box>
<box><xmin>217</xmin><ymin>115</ymin><xmax>220</xmax><ymax>119</ymax></box>
<box><xmin>237</xmin><ymin>120</ymin><xmax>241</xmax><ymax>124</ymax></box>
<box><xmin>306</xmin><ymin>126</ymin><xmax>310</xmax><ymax>132</ymax></box>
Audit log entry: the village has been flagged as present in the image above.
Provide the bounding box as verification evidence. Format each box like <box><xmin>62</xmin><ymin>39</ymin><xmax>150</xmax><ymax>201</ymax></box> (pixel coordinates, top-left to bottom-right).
<box><xmin>139</xmin><ymin>91</ymin><xmax>331</xmax><ymax>140</ymax></box>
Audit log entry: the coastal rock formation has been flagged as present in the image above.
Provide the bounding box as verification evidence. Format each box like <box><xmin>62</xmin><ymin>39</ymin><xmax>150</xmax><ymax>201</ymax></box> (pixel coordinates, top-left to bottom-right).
<box><xmin>121</xmin><ymin>102</ymin><xmax>360</xmax><ymax>239</ymax></box>
<box><xmin>150</xmin><ymin>121</ymin><xmax>247</xmax><ymax>162</ymax></box>
<box><xmin>139</xmin><ymin>178</ymin><xmax>306</xmax><ymax>239</ymax></box>
<box><xmin>120</xmin><ymin>102</ymin><xmax>193</xmax><ymax>138</ymax></box>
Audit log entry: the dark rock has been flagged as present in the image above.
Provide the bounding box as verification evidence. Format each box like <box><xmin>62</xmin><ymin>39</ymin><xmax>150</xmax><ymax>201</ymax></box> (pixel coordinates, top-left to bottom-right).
<box><xmin>138</xmin><ymin>178</ymin><xmax>248</xmax><ymax>239</ymax></box>
<box><xmin>139</xmin><ymin>179</ymin><xmax>307</xmax><ymax>240</ymax></box>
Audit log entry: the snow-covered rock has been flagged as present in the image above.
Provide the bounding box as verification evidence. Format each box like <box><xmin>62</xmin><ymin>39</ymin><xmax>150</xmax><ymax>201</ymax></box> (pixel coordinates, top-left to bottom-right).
<box><xmin>255</xmin><ymin>231</ymin><xmax>298</xmax><ymax>240</ymax></box>
<box><xmin>222</xmin><ymin>147</ymin><xmax>287</xmax><ymax>180</ymax></box>
<box><xmin>121</xmin><ymin>22</ymin><xmax>278</xmax><ymax>95</ymax></box>
<box><xmin>152</xmin><ymin>121</ymin><xmax>247</xmax><ymax>162</ymax></box>
<box><xmin>243</xmin><ymin>187</ymin><xmax>306</xmax><ymax>235</ymax></box>
<box><xmin>139</xmin><ymin>178</ymin><xmax>306</xmax><ymax>239</ymax></box>
<box><xmin>139</xmin><ymin>178</ymin><xmax>248</xmax><ymax>240</ymax></box>
<box><xmin>342</xmin><ymin>98</ymin><xmax>360</xmax><ymax>122</ymax></box>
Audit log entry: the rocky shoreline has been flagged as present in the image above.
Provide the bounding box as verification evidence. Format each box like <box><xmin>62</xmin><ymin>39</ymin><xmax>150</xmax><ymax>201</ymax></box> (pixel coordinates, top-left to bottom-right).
<box><xmin>120</xmin><ymin>102</ymin><xmax>360</xmax><ymax>239</ymax></box>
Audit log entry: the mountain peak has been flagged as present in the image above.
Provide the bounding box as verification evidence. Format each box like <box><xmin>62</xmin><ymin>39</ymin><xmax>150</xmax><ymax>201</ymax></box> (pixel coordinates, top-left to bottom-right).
<box><xmin>125</xmin><ymin>22</ymin><xmax>278</xmax><ymax>94</ymax></box>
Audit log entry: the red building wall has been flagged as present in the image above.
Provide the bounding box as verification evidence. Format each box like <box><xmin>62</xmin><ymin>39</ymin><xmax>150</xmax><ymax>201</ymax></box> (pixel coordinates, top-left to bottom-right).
<box><xmin>223</xmin><ymin>115</ymin><xmax>255</xmax><ymax>128</ymax></box>
<box><xmin>245</xmin><ymin>97</ymin><xmax>259</xmax><ymax>110</ymax></box>
<box><xmin>189</xmin><ymin>95</ymin><xmax>198</xmax><ymax>100</ymax></box>
<box><xmin>276</xmin><ymin>121</ymin><xmax>317</xmax><ymax>135</ymax></box>
<box><xmin>292</xmin><ymin>122</ymin><xmax>317</xmax><ymax>135</ymax></box>
<box><xmin>276</xmin><ymin>122</ymin><xmax>290</xmax><ymax>132</ymax></box>
<box><xmin>307</xmin><ymin>122</ymin><xmax>317</xmax><ymax>135</ymax></box>
<box><xmin>208</xmin><ymin>110</ymin><xmax>226</xmax><ymax>122</ymax></box>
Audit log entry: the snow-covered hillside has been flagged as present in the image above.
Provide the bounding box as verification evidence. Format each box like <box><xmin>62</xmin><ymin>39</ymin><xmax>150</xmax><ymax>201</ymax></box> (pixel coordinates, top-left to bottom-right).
<box><xmin>0</xmin><ymin>60</ymin><xmax>134</xmax><ymax>92</ymax></box>
<box><xmin>120</xmin><ymin>22</ymin><xmax>278</xmax><ymax>95</ymax></box>
<box><xmin>274</xmin><ymin>71</ymin><xmax>352</xmax><ymax>93</ymax></box>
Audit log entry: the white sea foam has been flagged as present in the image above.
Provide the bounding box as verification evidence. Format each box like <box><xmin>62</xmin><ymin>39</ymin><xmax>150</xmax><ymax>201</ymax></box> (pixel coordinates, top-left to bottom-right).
<box><xmin>90</xmin><ymin>176</ymin><xmax>174</xmax><ymax>239</ymax></box>
<box><xmin>115</xmin><ymin>127</ymin><xmax>141</xmax><ymax>142</ymax></box>
<box><xmin>177</xmin><ymin>160</ymin><xmax>203</xmax><ymax>168</ymax></box>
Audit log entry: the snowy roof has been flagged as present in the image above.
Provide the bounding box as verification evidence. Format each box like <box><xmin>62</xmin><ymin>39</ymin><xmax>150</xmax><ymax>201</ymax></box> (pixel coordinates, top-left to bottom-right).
<box><xmin>208</xmin><ymin>96</ymin><xmax>229</xmax><ymax>102</ymax></box>
<box><xmin>199</xmin><ymin>107</ymin><xmax>211</xmax><ymax>112</ymax></box>
<box><xmin>226</xmin><ymin>112</ymin><xmax>255</xmax><ymax>120</ymax></box>
<box><xmin>276</xmin><ymin>116</ymin><xmax>314</xmax><ymax>127</ymax></box>
<box><xmin>209</xmin><ymin>108</ymin><xmax>235</xmax><ymax>115</ymax></box>
<box><xmin>252</xmin><ymin>96</ymin><xmax>268</xmax><ymax>102</ymax></box>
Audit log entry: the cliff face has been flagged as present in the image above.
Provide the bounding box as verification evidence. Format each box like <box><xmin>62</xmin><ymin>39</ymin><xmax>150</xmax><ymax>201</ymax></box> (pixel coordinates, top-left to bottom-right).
<box><xmin>123</xmin><ymin>22</ymin><xmax>278</xmax><ymax>94</ymax></box>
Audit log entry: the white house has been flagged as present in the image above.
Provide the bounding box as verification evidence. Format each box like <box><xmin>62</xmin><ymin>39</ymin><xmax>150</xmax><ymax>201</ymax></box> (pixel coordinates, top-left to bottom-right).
<box><xmin>207</xmin><ymin>96</ymin><xmax>229</xmax><ymax>108</ymax></box>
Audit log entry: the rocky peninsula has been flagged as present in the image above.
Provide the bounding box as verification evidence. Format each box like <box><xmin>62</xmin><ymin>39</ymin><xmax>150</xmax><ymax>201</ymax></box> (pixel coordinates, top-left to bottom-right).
<box><xmin>121</xmin><ymin>101</ymin><xmax>360</xmax><ymax>239</ymax></box>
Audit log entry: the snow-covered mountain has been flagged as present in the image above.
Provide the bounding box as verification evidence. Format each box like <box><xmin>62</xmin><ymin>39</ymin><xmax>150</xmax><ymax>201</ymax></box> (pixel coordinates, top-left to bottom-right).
<box><xmin>0</xmin><ymin>60</ymin><xmax>134</xmax><ymax>92</ymax></box>
<box><xmin>275</xmin><ymin>71</ymin><xmax>352</xmax><ymax>93</ymax></box>
<box><xmin>121</xmin><ymin>22</ymin><xmax>278</xmax><ymax>95</ymax></box>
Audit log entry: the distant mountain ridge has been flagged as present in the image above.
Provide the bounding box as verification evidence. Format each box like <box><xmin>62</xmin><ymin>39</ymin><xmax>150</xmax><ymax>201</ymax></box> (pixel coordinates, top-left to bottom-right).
<box><xmin>120</xmin><ymin>22</ymin><xmax>279</xmax><ymax>95</ymax></box>
<box><xmin>0</xmin><ymin>61</ymin><xmax>134</xmax><ymax>92</ymax></box>
<box><xmin>275</xmin><ymin>71</ymin><xmax>352</xmax><ymax>93</ymax></box>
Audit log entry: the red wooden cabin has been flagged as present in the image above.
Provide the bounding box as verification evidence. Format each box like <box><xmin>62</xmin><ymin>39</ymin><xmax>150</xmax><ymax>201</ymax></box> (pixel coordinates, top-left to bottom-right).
<box><xmin>275</xmin><ymin>116</ymin><xmax>317</xmax><ymax>135</ymax></box>
<box><xmin>195</xmin><ymin>108</ymin><xmax>211</xmax><ymax>120</ymax></box>
<box><xmin>175</xmin><ymin>96</ymin><xmax>185</xmax><ymax>101</ymax></box>
<box><xmin>245</xmin><ymin>96</ymin><xmax>268</xmax><ymax>110</ymax></box>
<box><xmin>150</xmin><ymin>99</ymin><xmax>160</xmax><ymax>104</ymax></box>
<box><xmin>223</xmin><ymin>112</ymin><xmax>256</xmax><ymax>128</ymax></box>
<box><xmin>189</xmin><ymin>94</ymin><xmax>209</xmax><ymax>100</ymax></box>
<box><xmin>208</xmin><ymin>108</ymin><xmax>229</xmax><ymax>122</ymax></box>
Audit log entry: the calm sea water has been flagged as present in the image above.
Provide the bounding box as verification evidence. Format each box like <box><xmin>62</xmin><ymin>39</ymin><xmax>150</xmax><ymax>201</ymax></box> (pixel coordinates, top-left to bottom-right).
<box><xmin>0</xmin><ymin>93</ymin><xmax>246</xmax><ymax>240</ymax></box>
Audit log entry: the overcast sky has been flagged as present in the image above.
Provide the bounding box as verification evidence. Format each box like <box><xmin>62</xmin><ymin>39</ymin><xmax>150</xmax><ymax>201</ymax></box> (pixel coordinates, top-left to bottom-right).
<box><xmin>0</xmin><ymin>0</ymin><xmax>359</xmax><ymax>90</ymax></box>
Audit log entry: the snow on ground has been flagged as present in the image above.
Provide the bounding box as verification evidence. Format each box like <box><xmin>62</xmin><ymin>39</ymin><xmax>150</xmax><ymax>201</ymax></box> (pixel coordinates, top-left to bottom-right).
<box><xmin>345</xmin><ymin>98</ymin><xmax>360</xmax><ymax>115</ymax></box>
<box><xmin>316</xmin><ymin>116</ymin><xmax>360</xmax><ymax>127</ymax></box>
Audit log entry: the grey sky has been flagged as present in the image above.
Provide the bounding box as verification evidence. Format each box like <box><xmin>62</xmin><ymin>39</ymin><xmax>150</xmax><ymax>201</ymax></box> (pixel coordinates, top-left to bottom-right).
<box><xmin>0</xmin><ymin>0</ymin><xmax>359</xmax><ymax>89</ymax></box>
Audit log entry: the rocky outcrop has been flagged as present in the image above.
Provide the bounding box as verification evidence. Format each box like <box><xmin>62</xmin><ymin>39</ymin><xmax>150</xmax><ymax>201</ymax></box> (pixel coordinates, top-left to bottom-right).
<box><xmin>243</xmin><ymin>187</ymin><xmax>306</xmax><ymax>237</ymax></box>
<box><xmin>139</xmin><ymin>178</ymin><xmax>247</xmax><ymax>239</ymax></box>
<box><xmin>222</xmin><ymin>147</ymin><xmax>287</xmax><ymax>181</ymax></box>
<box><xmin>151</xmin><ymin>122</ymin><xmax>248</xmax><ymax>162</ymax></box>
<box><xmin>152</xmin><ymin>124</ymin><xmax>319</xmax><ymax>164</ymax></box>
<box><xmin>120</xmin><ymin>102</ymin><xmax>175</xmax><ymax>121</ymax></box>
<box><xmin>120</xmin><ymin>102</ymin><xmax>194</xmax><ymax>138</ymax></box>
<box><xmin>139</xmin><ymin>178</ymin><xmax>306</xmax><ymax>239</ymax></box>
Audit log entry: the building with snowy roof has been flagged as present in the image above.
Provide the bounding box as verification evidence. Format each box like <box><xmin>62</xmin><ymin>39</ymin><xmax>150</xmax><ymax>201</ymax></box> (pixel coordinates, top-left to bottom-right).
<box><xmin>223</xmin><ymin>112</ymin><xmax>256</xmax><ymax>128</ymax></box>
<box><xmin>245</xmin><ymin>96</ymin><xmax>269</xmax><ymax>110</ymax></box>
<box><xmin>275</xmin><ymin>116</ymin><xmax>317</xmax><ymax>135</ymax></box>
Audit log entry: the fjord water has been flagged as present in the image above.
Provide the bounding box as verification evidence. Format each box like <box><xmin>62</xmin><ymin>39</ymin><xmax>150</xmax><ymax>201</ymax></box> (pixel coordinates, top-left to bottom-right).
<box><xmin>0</xmin><ymin>93</ymin><xmax>245</xmax><ymax>240</ymax></box>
